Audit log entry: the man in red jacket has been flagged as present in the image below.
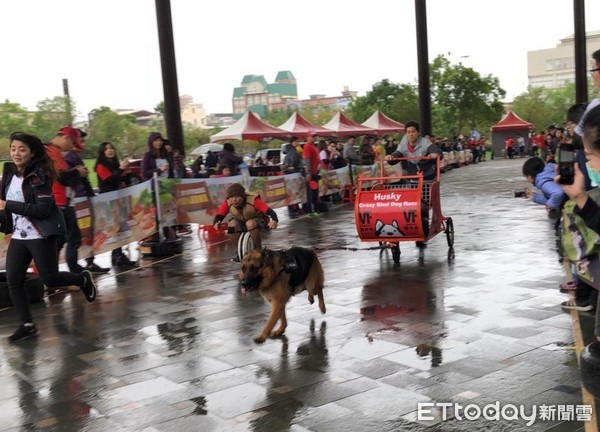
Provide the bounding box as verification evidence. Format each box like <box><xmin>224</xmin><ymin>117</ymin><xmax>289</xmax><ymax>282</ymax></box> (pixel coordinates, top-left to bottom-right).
<box><xmin>303</xmin><ymin>132</ymin><xmax>321</xmax><ymax>216</ymax></box>
<box><xmin>46</xmin><ymin>127</ymin><xmax>89</xmax><ymax>274</ymax></box>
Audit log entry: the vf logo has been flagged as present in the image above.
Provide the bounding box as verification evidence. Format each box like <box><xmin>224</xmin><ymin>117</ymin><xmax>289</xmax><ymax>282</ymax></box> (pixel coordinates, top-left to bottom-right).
<box><xmin>359</xmin><ymin>212</ymin><xmax>372</xmax><ymax>225</ymax></box>
<box><xmin>403</xmin><ymin>210</ymin><xmax>417</xmax><ymax>223</ymax></box>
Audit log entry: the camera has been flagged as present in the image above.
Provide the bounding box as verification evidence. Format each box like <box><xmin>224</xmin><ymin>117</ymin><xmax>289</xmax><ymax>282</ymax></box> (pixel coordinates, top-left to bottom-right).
<box><xmin>558</xmin><ymin>143</ymin><xmax>575</xmax><ymax>185</ymax></box>
<box><xmin>513</xmin><ymin>189</ymin><xmax>526</xmax><ymax>198</ymax></box>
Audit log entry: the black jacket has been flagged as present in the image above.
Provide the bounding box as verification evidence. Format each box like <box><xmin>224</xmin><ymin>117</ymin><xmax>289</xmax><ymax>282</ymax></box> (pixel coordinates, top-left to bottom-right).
<box><xmin>0</xmin><ymin>163</ymin><xmax>66</xmax><ymax>238</ymax></box>
<box><xmin>218</xmin><ymin>150</ymin><xmax>243</xmax><ymax>175</ymax></box>
<box><xmin>95</xmin><ymin>161</ymin><xmax>136</xmax><ymax>193</ymax></box>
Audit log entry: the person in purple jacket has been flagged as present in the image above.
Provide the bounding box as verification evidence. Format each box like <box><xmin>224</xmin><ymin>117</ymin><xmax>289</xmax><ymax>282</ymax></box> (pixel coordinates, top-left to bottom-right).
<box><xmin>141</xmin><ymin>132</ymin><xmax>174</xmax><ymax>180</ymax></box>
<box><xmin>522</xmin><ymin>156</ymin><xmax>566</xmax><ymax>219</ymax></box>
<box><xmin>217</xmin><ymin>142</ymin><xmax>243</xmax><ymax>175</ymax></box>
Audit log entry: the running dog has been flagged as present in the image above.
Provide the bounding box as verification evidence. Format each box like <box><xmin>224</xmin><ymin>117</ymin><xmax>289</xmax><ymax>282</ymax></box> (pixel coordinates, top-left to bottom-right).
<box><xmin>238</xmin><ymin>246</ymin><xmax>326</xmax><ymax>343</ymax></box>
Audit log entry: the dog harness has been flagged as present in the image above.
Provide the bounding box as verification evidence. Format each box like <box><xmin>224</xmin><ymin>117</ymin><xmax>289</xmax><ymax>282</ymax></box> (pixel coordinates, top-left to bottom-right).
<box><xmin>274</xmin><ymin>247</ymin><xmax>315</xmax><ymax>293</ymax></box>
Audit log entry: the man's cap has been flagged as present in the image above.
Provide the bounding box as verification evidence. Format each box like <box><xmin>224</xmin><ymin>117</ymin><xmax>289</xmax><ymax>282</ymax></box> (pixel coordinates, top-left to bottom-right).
<box><xmin>57</xmin><ymin>126</ymin><xmax>82</xmax><ymax>149</ymax></box>
<box><xmin>226</xmin><ymin>183</ymin><xmax>246</xmax><ymax>198</ymax></box>
<box><xmin>306</xmin><ymin>130</ymin><xmax>317</xmax><ymax>137</ymax></box>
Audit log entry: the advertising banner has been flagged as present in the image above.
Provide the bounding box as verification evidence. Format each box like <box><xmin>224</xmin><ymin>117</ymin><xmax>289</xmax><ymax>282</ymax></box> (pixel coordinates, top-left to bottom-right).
<box><xmin>91</xmin><ymin>180</ymin><xmax>157</xmax><ymax>255</ymax></box>
<box><xmin>173</xmin><ymin>179</ymin><xmax>212</xmax><ymax>225</ymax></box>
<box><xmin>0</xmin><ymin>166</ymin><xmax>395</xmax><ymax>270</ymax></box>
<box><xmin>355</xmin><ymin>187</ymin><xmax>422</xmax><ymax>241</ymax></box>
<box><xmin>73</xmin><ymin>198</ymin><xmax>94</xmax><ymax>259</ymax></box>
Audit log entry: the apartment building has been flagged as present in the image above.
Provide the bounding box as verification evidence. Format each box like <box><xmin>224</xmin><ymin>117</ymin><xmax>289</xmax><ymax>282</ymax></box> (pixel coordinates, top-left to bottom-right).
<box><xmin>528</xmin><ymin>30</ymin><xmax>600</xmax><ymax>89</ymax></box>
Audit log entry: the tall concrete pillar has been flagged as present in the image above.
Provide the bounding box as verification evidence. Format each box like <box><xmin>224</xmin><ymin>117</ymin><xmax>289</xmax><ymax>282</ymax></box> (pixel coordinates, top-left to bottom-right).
<box><xmin>155</xmin><ymin>0</ymin><xmax>185</xmax><ymax>154</ymax></box>
<box><xmin>573</xmin><ymin>0</ymin><xmax>587</xmax><ymax>104</ymax></box>
<box><xmin>415</xmin><ymin>0</ymin><xmax>431</xmax><ymax>136</ymax></box>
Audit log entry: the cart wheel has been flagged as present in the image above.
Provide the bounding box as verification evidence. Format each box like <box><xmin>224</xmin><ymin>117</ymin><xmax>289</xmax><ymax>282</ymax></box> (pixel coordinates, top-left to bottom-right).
<box><xmin>391</xmin><ymin>243</ymin><xmax>401</xmax><ymax>262</ymax></box>
<box><xmin>445</xmin><ymin>217</ymin><xmax>454</xmax><ymax>248</ymax></box>
<box><xmin>237</xmin><ymin>231</ymin><xmax>255</xmax><ymax>261</ymax></box>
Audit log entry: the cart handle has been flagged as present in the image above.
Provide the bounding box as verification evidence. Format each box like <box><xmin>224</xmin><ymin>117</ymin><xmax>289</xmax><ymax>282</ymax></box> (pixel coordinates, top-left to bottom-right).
<box><xmin>379</xmin><ymin>155</ymin><xmax>441</xmax><ymax>181</ymax></box>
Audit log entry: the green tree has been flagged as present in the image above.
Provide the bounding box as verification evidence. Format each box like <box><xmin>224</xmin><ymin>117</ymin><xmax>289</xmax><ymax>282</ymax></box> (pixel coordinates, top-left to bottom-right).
<box><xmin>510</xmin><ymin>86</ymin><xmax>553</xmax><ymax>132</ymax></box>
<box><xmin>346</xmin><ymin>80</ymin><xmax>419</xmax><ymax>126</ymax></box>
<box><xmin>183</xmin><ymin>125</ymin><xmax>213</xmax><ymax>153</ymax></box>
<box><xmin>0</xmin><ymin>100</ymin><xmax>30</xmax><ymax>137</ymax></box>
<box><xmin>0</xmin><ymin>101</ymin><xmax>30</xmax><ymax>156</ymax></box>
<box><xmin>87</xmin><ymin>107</ymin><xmax>148</xmax><ymax>157</ymax></box>
<box><xmin>0</xmin><ymin>100</ymin><xmax>30</xmax><ymax>157</ymax></box>
<box><xmin>509</xmin><ymin>80</ymin><xmax>596</xmax><ymax>132</ymax></box>
<box><xmin>30</xmin><ymin>96</ymin><xmax>75</xmax><ymax>142</ymax></box>
<box><xmin>430</xmin><ymin>54</ymin><xmax>505</xmax><ymax>137</ymax></box>
<box><xmin>264</xmin><ymin>108</ymin><xmax>294</xmax><ymax>128</ymax></box>
<box><xmin>154</xmin><ymin>101</ymin><xmax>165</xmax><ymax>115</ymax></box>
<box><xmin>298</xmin><ymin>105</ymin><xmax>337</xmax><ymax>126</ymax></box>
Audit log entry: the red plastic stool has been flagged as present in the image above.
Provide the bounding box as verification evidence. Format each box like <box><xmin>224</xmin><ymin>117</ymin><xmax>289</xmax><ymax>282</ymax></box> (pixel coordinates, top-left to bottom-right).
<box><xmin>198</xmin><ymin>224</ymin><xmax>228</xmax><ymax>242</ymax></box>
<box><xmin>342</xmin><ymin>184</ymin><xmax>355</xmax><ymax>203</ymax></box>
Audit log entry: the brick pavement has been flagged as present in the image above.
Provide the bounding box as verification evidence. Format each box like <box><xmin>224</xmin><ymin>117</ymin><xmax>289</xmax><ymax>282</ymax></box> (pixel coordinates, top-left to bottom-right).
<box><xmin>0</xmin><ymin>158</ymin><xmax>596</xmax><ymax>431</ymax></box>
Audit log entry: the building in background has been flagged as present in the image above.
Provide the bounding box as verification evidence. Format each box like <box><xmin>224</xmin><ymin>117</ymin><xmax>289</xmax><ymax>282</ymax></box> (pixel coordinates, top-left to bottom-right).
<box><xmin>290</xmin><ymin>86</ymin><xmax>358</xmax><ymax>115</ymax></box>
<box><xmin>180</xmin><ymin>95</ymin><xmax>209</xmax><ymax>128</ymax></box>
<box><xmin>528</xmin><ymin>30</ymin><xmax>600</xmax><ymax>90</ymax></box>
<box><xmin>232</xmin><ymin>71</ymin><xmax>358</xmax><ymax>118</ymax></box>
<box><xmin>87</xmin><ymin>109</ymin><xmax>160</xmax><ymax>127</ymax></box>
<box><xmin>204</xmin><ymin>113</ymin><xmax>236</xmax><ymax>128</ymax></box>
<box><xmin>232</xmin><ymin>71</ymin><xmax>298</xmax><ymax>118</ymax></box>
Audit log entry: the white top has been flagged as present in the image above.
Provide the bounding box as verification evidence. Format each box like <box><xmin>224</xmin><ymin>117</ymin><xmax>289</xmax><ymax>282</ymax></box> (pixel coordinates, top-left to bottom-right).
<box><xmin>155</xmin><ymin>158</ymin><xmax>169</xmax><ymax>178</ymax></box>
<box><xmin>6</xmin><ymin>175</ymin><xmax>41</xmax><ymax>240</ymax></box>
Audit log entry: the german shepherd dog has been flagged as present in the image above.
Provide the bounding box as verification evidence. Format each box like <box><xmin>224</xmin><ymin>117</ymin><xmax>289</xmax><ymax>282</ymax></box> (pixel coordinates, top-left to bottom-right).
<box><xmin>239</xmin><ymin>247</ymin><xmax>326</xmax><ymax>343</ymax></box>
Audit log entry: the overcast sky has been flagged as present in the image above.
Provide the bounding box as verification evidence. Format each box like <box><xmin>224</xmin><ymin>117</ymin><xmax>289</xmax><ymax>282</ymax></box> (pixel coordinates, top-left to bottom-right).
<box><xmin>2</xmin><ymin>0</ymin><xmax>600</xmax><ymax>121</ymax></box>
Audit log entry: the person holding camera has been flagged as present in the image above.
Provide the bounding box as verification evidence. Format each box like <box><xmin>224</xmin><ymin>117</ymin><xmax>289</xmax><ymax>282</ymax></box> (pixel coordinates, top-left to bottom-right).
<box><xmin>560</xmin><ymin>105</ymin><xmax>600</xmax><ymax>235</ymax></box>
<box><xmin>521</xmin><ymin>156</ymin><xmax>566</xmax><ymax>219</ymax></box>
<box><xmin>559</xmin><ymin>104</ymin><xmax>600</xmax><ymax>331</ymax></box>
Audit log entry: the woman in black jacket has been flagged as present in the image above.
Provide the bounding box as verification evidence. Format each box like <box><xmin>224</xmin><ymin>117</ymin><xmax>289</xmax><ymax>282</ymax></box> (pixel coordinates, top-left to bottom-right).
<box><xmin>0</xmin><ymin>132</ymin><xmax>96</xmax><ymax>342</ymax></box>
<box><xmin>94</xmin><ymin>142</ymin><xmax>137</xmax><ymax>268</ymax></box>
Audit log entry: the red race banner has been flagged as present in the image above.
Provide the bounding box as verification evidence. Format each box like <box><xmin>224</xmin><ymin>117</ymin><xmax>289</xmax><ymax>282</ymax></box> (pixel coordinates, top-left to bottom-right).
<box><xmin>355</xmin><ymin>188</ymin><xmax>423</xmax><ymax>241</ymax></box>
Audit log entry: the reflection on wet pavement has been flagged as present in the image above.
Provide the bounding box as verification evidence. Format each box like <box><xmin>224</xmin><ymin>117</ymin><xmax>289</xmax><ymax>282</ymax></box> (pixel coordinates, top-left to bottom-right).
<box><xmin>0</xmin><ymin>159</ymin><xmax>595</xmax><ymax>431</ymax></box>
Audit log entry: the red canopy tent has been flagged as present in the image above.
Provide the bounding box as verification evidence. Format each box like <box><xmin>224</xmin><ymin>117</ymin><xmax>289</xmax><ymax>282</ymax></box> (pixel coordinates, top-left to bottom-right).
<box><xmin>490</xmin><ymin>111</ymin><xmax>534</xmax><ymax>157</ymax></box>
<box><xmin>277</xmin><ymin>112</ymin><xmax>336</xmax><ymax>138</ymax></box>
<box><xmin>321</xmin><ymin>112</ymin><xmax>377</xmax><ymax>137</ymax></box>
<box><xmin>361</xmin><ymin>111</ymin><xmax>405</xmax><ymax>134</ymax></box>
<box><xmin>491</xmin><ymin>111</ymin><xmax>533</xmax><ymax>131</ymax></box>
<box><xmin>210</xmin><ymin>111</ymin><xmax>291</xmax><ymax>142</ymax></box>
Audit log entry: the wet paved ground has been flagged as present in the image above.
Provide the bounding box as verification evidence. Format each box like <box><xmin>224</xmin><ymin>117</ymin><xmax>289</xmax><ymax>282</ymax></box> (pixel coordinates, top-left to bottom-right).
<box><xmin>0</xmin><ymin>158</ymin><xmax>597</xmax><ymax>431</ymax></box>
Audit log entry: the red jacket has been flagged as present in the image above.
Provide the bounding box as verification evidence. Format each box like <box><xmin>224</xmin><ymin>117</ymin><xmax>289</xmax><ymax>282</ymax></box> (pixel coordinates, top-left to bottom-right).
<box><xmin>45</xmin><ymin>144</ymin><xmax>81</xmax><ymax>206</ymax></box>
<box><xmin>46</xmin><ymin>145</ymin><xmax>68</xmax><ymax>206</ymax></box>
<box><xmin>303</xmin><ymin>143</ymin><xmax>320</xmax><ymax>175</ymax></box>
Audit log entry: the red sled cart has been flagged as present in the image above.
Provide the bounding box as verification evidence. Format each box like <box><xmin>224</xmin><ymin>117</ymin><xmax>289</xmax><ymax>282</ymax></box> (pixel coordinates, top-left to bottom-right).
<box><xmin>354</xmin><ymin>156</ymin><xmax>454</xmax><ymax>262</ymax></box>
